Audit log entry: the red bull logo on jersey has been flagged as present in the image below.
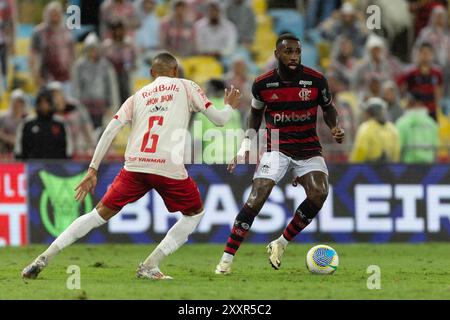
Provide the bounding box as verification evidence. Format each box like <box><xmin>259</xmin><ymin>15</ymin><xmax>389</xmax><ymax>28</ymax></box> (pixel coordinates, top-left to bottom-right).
<box><xmin>141</xmin><ymin>84</ymin><xmax>180</xmax><ymax>99</ymax></box>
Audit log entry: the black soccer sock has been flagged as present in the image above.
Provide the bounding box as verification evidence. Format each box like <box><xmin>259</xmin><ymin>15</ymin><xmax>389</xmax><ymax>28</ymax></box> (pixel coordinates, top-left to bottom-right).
<box><xmin>224</xmin><ymin>204</ymin><xmax>259</xmax><ymax>255</ymax></box>
<box><xmin>283</xmin><ymin>198</ymin><xmax>320</xmax><ymax>241</ymax></box>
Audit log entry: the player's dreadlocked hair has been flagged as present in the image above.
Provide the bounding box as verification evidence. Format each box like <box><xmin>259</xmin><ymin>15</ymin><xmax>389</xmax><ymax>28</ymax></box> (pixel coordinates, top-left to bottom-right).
<box><xmin>276</xmin><ymin>33</ymin><xmax>301</xmax><ymax>47</ymax></box>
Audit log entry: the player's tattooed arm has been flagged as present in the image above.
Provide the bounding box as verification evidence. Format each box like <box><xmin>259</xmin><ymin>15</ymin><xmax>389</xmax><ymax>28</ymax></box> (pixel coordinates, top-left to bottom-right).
<box><xmin>322</xmin><ymin>103</ymin><xmax>345</xmax><ymax>144</ymax></box>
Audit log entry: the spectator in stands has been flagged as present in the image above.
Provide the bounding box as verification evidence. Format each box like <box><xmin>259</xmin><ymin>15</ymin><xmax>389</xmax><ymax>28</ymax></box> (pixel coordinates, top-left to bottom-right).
<box><xmin>160</xmin><ymin>0</ymin><xmax>196</xmax><ymax>57</ymax></box>
<box><xmin>329</xmin><ymin>36</ymin><xmax>358</xmax><ymax>91</ymax></box>
<box><xmin>304</xmin><ymin>0</ymin><xmax>341</xmax><ymax>31</ymax></box>
<box><xmin>15</xmin><ymin>89</ymin><xmax>72</xmax><ymax>160</ymax></box>
<box><xmin>414</xmin><ymin>5</ymin><xmax>450</xmax><ymax>97</ymax></box>
<box><xmin>72</xmin><ymin>33</ymin><xmax>120</xmax><ymax>130</ymax></box>
<box><xmin>352</xmin><ymin>35</ymin><xmax>398</xmax><ymax>94</ymax></box>
<box><xmin>382</xmin><ymin>80</ymin><xmax>404</xmax><ymax>123</ymax></box>
<box><xmin>100</xmin><ymin>0</ymin><xmax>140</xmax><ymax>39</ymax></box>
<box><xmin>194</xmin><ymin>0</ymin><xmax>238</xmax><ymax>61</ymax></box>
<box><xmin>191</xmin><ymin>79</ymin><xmax>242</xmax><ymax>164</ymax></box>
<box><xmin>0</xmin><ymin>0</ymin><xmax>16</xmax><ymax>91</ymax></box>
<box><xmin>319</xmin><ymin>2</ymin><xmax>368</xmax><ymax>58</ymax></box>
<box><xmin>226</xmin><ymin>0</ymin><xmax>256</xmax><ymax>48</ymax></box>
<box><xmin>415</xmin><ymin>6</ymin><xmax>450</xmax><ymax>67</ymax></box>
<box><xmin>224</xmin><ymin>56</ymin><xmax>253</xmax><ymax>119</ymax></box>
<box><xmin>351</xmin><ymin>97</ymin><xmax>400</xmax><ymax>163</ymax></box>
<box><xmin>397</xmin><ymin>42</ymin><xmax>443</xmax><ymax>121</ymax></box>
<box><xmin>29</xmin><ymin>1</ymin><xmax>75</xmax><ymax>94</ymax></box>
<box><xmin>135</xmin><ymin>0</ymin><xmax>160</xmax><ymax>55</ymax></box>
<box><xmin>47</xmin><ymin>81</ymin><xmax>96</xmax><ymax>159</ymax></box>
<box><xmin>409</xmin><ymin>0</ymin><xmax>447</xmax><ymax>37</ymax></box>
<box><xmin>103</xmin><ymin>19</ymin><xmax>137</xmax><ymax>103</ymax></box>
<box><xmin>396</xmin><ymin>93</ymin><xmax>439</xmax><ymax>163</ymax></box>
<box><xmin>0</xmin><ymin>89</ymin><xmax>27</xmax><ymax>158</ymax></box>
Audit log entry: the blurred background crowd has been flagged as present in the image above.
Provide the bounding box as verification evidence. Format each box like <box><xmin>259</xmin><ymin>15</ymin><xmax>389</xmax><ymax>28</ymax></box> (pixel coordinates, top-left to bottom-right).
<box><xmin>0</xmin><ymin>0</ymin><xmax>449</xmax><ymax>164</ymax></box>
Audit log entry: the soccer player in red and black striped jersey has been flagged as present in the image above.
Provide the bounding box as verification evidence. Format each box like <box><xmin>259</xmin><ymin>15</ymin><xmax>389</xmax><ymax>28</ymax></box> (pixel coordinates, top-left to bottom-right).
<box><xmin>215</xmin><ymin>33</ymin><xmax>345</xmax><ymax>274</ymax></box>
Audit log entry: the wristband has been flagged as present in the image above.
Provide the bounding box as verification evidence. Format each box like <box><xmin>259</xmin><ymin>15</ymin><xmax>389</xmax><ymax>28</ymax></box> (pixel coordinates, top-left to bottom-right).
<box><xmin>237</xmin><ymin>137</ymin><xmax>251</xmax><ymax>157</ymax></box>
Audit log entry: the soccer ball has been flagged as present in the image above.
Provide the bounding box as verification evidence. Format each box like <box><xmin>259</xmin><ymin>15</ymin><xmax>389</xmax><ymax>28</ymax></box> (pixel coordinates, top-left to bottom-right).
<box><xmin>306</xmin><ymin>245</ymin><xmax>339</xmax><ymax>274</ymax></box>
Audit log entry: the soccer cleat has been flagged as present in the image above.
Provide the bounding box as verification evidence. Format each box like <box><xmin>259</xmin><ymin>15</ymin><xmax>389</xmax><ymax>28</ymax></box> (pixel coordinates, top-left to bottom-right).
<box><xmin>267</xmin><ymin>240</ymin><xmax>286</xmax><ymax>270</ymax></box>
<box><xmin>215</xmin><ymin>260</ymin><xmax>232</xmax><ymax>275</ymax></box>
<box><xmin>136</xmin><ymin>263</ymin><xmax>173</xmax><ymax>280</ymax></box>
<box><xmin>21</xmin><ymin>256</ymin><xmax>48</xmax><ymax>279</ymax></box>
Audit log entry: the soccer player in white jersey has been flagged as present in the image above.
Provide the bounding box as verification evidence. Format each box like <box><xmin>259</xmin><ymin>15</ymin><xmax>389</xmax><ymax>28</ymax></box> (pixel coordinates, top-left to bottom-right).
<box><xmin>22</xmin><ymin>52</ymin><xmax>241</xmax><ymax>280</ymax></box>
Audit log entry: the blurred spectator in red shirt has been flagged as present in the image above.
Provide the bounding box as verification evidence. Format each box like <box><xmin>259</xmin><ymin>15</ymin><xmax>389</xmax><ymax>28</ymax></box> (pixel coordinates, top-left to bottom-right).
<box><xmin>397</xmin><ymin>42</ymin><xmax>443</xmax><ymax>121</ymax></box>
<box><xmin>103</xmin><ymin>19</ymin><xmax>137</xmax><ymax>103</ymax></box>
<box><xmin>160</xmin><ymin>0</ymin><xmax>197</xmax><ymax>57</ymax></box>
<box><xmin>100</xmin><ymin>0</ymin><xmax>140</xmax><ymax>40</ymax></box>
<box><xmin>29</xmin><ymin>1</ymin><xmax>75</xmax><ymax>95</ymax></box>
<box><xmin>0</xmin><ymin>89</ymin><xmax>27</xmax><ymax>158</ymax></box>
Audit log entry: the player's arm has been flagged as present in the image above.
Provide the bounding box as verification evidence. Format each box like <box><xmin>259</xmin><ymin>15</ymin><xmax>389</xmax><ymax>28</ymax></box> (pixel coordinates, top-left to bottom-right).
<box><xmin>320</xmin><ymin>77</ymin><xmax>344</xmax><ymax>144</ymax></box>
<box><xmin>203</xmin><ymin>86</ymin><xmax>241</xmax><ymax>126</ymax></box>
<box><xmin>75</xmin><ymin>97</ymin><xmax>133</xmax><ymax>202</ymax></box>
<box><xmin>228</xmin><ymin>84</ymin><xmax>265</xmax><ymax>173</ymax></box>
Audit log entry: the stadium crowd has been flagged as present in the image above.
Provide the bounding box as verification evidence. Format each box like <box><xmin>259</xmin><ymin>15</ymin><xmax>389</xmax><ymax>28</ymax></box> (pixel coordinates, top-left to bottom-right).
<box><xmin>0</xmin><ymin>0</ymin><xmax>449</xmax><ymax>164</ymax></box>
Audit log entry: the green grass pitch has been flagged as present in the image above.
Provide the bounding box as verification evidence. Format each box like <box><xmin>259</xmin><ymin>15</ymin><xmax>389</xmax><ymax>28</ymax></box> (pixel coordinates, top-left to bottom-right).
<box><xmin>1</xmin><ymin>244</ymin><xmax>449</xmax><ymax>300</ymax></box>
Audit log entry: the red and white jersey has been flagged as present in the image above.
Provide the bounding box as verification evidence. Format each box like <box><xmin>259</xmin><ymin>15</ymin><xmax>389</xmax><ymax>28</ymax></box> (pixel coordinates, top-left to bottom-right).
<box><xmin>114</xmin><ymin>76</ymin><xmax>212</xmax><ymax>179</ymax></box>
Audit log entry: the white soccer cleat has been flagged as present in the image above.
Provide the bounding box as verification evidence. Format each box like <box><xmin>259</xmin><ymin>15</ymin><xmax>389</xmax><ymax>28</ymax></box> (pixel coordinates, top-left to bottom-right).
<box><xmin>136</xmin><ymin>263</ymin><xmax>173</xmax><ymax>280</ymax></box>
<box><xmin>215</xmin><ymin>260</ymin><xmax>232</xmax><ymax>275</ymax></box>
<box><xmin>21</xmin><ymin>256</ymin><xmax>48</xmax><ymax>279</ymax></box>
<box><xmin>267</xmin><ymin>240</ymin><xmax>286</xmax><ymax>270</ymax></box>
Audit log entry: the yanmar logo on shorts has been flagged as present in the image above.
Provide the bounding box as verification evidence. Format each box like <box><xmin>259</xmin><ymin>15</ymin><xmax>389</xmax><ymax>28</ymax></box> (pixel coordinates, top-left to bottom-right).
<box><xmin>273</xmin><ymin>111</ymin><xmax>312</xmax><ymax>124</ymax></box>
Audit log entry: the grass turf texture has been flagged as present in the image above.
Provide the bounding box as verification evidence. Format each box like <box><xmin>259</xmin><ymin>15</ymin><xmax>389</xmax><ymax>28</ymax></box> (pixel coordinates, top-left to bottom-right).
<box><xmin>1</xmin><ymin>244</ymin><xmax>449</xmax><ymax>300</ymax></box>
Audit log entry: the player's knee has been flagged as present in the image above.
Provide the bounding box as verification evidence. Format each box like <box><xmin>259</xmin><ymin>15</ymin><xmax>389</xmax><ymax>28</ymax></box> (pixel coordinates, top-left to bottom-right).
<box><xmin>96</xmin><ymin>202</ymin><xmax>119</xmax><ymax>221</ymax></box>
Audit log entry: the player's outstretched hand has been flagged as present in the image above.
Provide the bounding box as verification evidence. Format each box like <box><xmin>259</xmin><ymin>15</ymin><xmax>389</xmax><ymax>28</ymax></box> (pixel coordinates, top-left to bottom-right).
<box><xmin>227</xmin><ymin>151</ymin><xmax>249</xmax><ymax>173</ymax></box>
<box><xmin>224</xmin><ymin>85</ymin><xmax>241</xmax><ymax>109</ymax></box>
<box><xmin>331</xmin><ymin>127</ymin><xmax>345</xmax><ymax>144</ymax></box>
<box><xmin>75</xmin><ymin>167</ymin><xmax>98</xmax><ymax>202</ymax></box>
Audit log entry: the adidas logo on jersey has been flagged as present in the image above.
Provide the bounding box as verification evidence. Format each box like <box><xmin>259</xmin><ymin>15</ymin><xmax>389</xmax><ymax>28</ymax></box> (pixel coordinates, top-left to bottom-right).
<box><xmin>270</xmin><ymin>93</ymin><xmax>279</xmax><ymax>100</ymax></box>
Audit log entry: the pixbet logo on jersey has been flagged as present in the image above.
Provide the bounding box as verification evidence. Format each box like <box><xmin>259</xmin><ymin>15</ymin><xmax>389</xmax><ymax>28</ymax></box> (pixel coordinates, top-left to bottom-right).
<box><xmin>273</xmin><ymin>111</ymin><xmax>313</xmax><ymax>124</ymax></box>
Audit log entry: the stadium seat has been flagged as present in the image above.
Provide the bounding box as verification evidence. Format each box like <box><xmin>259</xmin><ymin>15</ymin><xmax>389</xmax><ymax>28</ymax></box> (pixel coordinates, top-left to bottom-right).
<box><xmin>251</xmin><ymin>15</ymin><xmax>277</xmax><ymax>68</ymax></box>
<box><xmin>268</xmin><ymin>9</ymin><xmax>305</xmax><ymax>39</ymax></box>
<box><xmin>252</xmin><ymin>0</ymin><xmax>267</xmax><ymax>15</ymax></box>
<box><xmin>179</xmin><ymin>56</ymin><xmax>223</xmax><ymax>86</ymax></box>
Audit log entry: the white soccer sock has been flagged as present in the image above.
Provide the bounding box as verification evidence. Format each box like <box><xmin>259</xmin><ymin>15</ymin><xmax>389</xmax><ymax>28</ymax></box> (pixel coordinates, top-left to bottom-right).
<box><xmin>40</xmin><ymin>209</ymin><xmax>107</xmax><ymax>262</ymax></box>
<box><xmin>277</xmin><ymin>235</ymin><xmax>289</xmax><ymax>247</ymax></box>
<box><xmin>221</xmin><ymin>252</ymin><xmax>234</xmax><ymax>263</ymax></box>
<box><xmin>143</xmin><ymin>210</ymin><xmax>205</xmax><ymax>268</ymax></box>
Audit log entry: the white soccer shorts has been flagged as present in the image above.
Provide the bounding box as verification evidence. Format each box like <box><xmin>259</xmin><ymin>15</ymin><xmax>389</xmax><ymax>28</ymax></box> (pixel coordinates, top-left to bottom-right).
<box><xmin>253</xmin><ymin>151</ymin><xmax>329</xmax><ymax>184</ymax></box>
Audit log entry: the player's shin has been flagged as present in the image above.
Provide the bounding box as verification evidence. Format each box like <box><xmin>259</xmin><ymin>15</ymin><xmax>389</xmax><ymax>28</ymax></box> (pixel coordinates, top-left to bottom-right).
<box><xmin>143</xmin><ymin>210</ymin><xmax>205</xmax><ymax>268</ymax></box>
<box><xmin>39</xmin><ymin>208</ymin><xmax>107</xmax><ymax>263</ymax></box>
<box><xmin>281</xmin><ymin>199</ymin><xmax>321</xmax><ymax>243</ymax></box>
<box><xmin>222</xmin><ymin>204</ymin><xmax>259</xmax><ymax>262</ymax></box>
